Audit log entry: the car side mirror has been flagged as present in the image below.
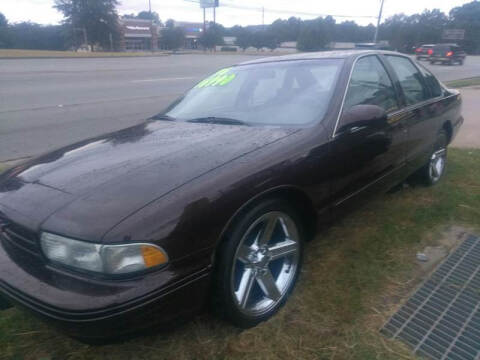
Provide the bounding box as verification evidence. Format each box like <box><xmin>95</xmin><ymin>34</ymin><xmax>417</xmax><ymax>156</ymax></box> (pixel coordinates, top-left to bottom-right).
<box><xmin>337</xmin><ymin>104</ymin><xmax>387</xmax><ymax>135</ymax></box>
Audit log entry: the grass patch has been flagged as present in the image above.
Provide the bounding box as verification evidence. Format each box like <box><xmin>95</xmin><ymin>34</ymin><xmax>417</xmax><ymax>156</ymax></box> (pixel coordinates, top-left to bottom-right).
<box><xmin>445</xmin><ymin>76</ymin><xmax>480</xmax><ymax>88</ymax></box>
<box><xmin>0</xmin><ymin>49</ymin><xmax>170</xmax><ymax>59</ymax></box>
<box><xmin>1</xmin><ymin>149</ymin><xmax>480</xmax><ymax>360</ymax></box>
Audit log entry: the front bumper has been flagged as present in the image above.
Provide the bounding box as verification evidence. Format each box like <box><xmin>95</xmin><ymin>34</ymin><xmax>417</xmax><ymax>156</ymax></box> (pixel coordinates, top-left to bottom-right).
<box><xmin>0</xmin><ymin>237</ymin><xmax>211</xmax><ymax>339</ymax></box>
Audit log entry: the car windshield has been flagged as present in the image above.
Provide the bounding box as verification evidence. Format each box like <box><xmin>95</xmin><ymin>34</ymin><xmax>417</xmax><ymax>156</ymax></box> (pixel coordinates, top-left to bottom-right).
<box><xmin>163</xmin><ymin>59</ymin><xmax>343</xmax><ymax>127</ymax></box>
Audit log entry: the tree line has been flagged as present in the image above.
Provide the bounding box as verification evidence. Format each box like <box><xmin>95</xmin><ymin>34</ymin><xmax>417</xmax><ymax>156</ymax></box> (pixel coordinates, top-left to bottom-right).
<box><xmin>0</xmin><ymin>0</ymin><xmax>479</xmax><ymax>53</ymax></box>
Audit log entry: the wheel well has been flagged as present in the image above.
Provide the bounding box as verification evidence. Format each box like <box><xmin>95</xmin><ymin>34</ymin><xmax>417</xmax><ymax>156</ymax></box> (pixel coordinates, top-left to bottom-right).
<box><xmin>218</xmin><ymin>187</ymin><xmax>318</xmax><ymax>249</ymax></box>
<box><xmin>442</xmin><ymin>121</ymin><xmax>453</xmax><ymax>144</ymax></box>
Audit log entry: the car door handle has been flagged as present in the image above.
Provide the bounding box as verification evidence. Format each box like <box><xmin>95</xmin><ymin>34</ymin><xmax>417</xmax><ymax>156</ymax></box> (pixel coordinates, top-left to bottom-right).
<box><xmin>349</xmin><ymin>126</ymin><xmax>367</xmax><ymax>134</ymax></box>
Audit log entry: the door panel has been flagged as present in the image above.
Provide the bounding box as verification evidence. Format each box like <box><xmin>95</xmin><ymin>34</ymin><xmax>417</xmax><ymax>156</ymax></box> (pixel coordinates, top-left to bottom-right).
<box><xmin>329</xmin><ymin>55</ymin><xmax>408</xmax><ymax>207</ymax></box>
<box><xmin>330</xmin><ymin>111</ymin><xmax>407</xmax><ymax>206</ymax></box>
<box><xmin>384</xmin><ymin>55</ymin><xmax>441</xmax><ymax>174</ymax></box>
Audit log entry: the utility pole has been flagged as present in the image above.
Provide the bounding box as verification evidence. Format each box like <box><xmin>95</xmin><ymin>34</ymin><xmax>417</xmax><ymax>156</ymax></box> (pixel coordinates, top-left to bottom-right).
<box><xmin>213</xmin><ymin>6</ymin><xmax>217</xmax><ymax>52</ymax></box>
<box><xmin>149</xmin><ymin>0</ymin><xmax>152</xmax><ymax>14</ymax></box>
<box><xmin>373</xmin><ymin>0</ymin><xmax>385</xmax><ymax>44</ymax></box>
<box><xmin>203</xmin><ymin>7</ymin><xmax>206</xmax><ymax>34</ymax></box>
<box><xmin>262</xmin><ymin>7</ymin><xmax>265</xmax><ymax>29</ymax></box>
<box><xmin>82</xmin><ymin>27</ymin><xmax>88</xmax><ymax>50</ymax></box>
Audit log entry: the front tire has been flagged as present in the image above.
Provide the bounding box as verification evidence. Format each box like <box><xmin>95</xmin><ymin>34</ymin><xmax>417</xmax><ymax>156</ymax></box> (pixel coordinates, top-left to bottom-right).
<box><xmin>214</xmin><ymin>198</ymin><xmax>305</xmax><ymax>328</ymax></box>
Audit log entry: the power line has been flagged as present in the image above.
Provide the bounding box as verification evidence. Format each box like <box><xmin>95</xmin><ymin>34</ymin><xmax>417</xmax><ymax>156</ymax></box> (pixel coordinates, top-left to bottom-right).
<box><xmin>184</xmin><ymin>0</ymin><xmax>377</xmax><ymax>19</ymax></box>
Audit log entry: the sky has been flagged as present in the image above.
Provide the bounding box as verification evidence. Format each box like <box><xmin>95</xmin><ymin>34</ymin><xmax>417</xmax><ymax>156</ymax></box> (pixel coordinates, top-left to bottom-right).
<box><xmin>1</xmin><ymin>0</ymin><xmax>474</xmax><ymax>27</ymax></box>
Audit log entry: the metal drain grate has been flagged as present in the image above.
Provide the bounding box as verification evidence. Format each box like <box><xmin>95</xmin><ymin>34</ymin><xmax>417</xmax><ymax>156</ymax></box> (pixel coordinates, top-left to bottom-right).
<box><xmin>382</xmin><ymin>234</ymin><xmax>480</xmax><ymax>360</ymax></box>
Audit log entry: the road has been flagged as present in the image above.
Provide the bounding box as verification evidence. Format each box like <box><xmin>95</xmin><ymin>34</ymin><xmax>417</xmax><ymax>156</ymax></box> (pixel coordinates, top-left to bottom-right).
<box><xmin>419</xmin><ymin>56</ymin><xmax>480</xmax><ymax>81</ymax></box>
<box><xmin>0</xmin><ymin>54</ymin><xmax>479</xmax><ymax>161</ymax></box>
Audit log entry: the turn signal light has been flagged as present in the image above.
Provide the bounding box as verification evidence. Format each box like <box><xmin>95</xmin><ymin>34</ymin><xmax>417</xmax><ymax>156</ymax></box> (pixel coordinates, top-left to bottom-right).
<box><xmin>142</xmin><ymin>245</ymin><xmax>168</xmax><ymax>268</ymax></box>
<box><xmin>446</xmin><ymin>51</ymin><xmax>453</xmax><ymax>57</ymax></box>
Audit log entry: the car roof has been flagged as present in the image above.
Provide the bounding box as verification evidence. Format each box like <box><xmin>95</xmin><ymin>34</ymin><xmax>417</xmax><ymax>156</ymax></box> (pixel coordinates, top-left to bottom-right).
<box><xmin>434</xmin><ymin>43</ymin><xmax>459</xmax><ymax>47</ymax></box>
<box><xmin>237</xmin><ymin>50</ymin><xmax>405</xmax><ymax>66</ymax></box>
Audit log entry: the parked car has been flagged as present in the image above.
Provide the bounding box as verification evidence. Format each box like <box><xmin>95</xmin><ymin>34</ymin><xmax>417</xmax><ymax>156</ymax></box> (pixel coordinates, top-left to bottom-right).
<box><xmin>415</xmin><ymin>44</ymin><xmax>434</xmax><ymax>60</ymax></box>
<box><xmin>430</xmin><ymin>44</ymin><xmax>466</xmax><ymax>65</ymax></box>
<box><xmin>0</xmin><ymin>50</ymin><xmax>463</xmax><ymax>341</ymax></box>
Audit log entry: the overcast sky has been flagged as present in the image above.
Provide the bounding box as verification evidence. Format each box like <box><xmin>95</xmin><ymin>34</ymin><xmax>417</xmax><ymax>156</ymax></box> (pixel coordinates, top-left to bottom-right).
<box><xmin>1</xmin><ymin>0</ymin><xmax>473</xmax><ymax>27</ymax></box>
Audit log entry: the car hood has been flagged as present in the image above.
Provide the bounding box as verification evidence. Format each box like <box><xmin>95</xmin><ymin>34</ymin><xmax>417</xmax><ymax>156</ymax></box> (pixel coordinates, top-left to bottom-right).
<box><xmin>0</xmin><ymin>121</ymin><xmax>296</xmax><ymax>242</ymax></box>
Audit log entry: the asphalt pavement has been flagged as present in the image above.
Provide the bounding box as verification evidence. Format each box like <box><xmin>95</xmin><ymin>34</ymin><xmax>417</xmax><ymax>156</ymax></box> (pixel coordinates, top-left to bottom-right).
<box><xmin>0</xmin><ymin>53</ymin><xmax>479</xmax><ymax>161</ymax></box>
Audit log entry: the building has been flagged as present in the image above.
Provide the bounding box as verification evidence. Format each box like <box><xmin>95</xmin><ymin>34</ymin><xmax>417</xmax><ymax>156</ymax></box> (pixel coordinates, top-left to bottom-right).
<box><xmin>328</xmin><ymin>42</ymin><xmax>356</xmax><ymax>50</ymax></box>
<box><xmin>173</xmin><ymin>21</ymin><xmax>204</xmax><ymax>49</ymax></box>
<box><xmin>119</xmin><ymin>18</ymin><xmax>204</xmax><ymax>51</ymax></box>
<box><xmin>119</xmin><ymin>18</ymin><xmax>158</xmax><ymax>51</ymax></box>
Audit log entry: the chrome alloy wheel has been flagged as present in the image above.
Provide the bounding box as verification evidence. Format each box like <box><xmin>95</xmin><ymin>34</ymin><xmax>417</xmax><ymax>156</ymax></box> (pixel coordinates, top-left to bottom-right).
<box><xmin>230</xmin><ymin>211</ymin><xmax>300</xmax><ymax>316</ymax></box>
<box><xmin>429</xmin><ymin>148</ymin><xmax>446</xmax><ymax>183</ymax></box>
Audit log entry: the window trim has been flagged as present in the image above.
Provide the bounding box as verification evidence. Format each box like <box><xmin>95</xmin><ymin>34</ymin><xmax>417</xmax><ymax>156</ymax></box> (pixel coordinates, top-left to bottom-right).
<box><xmin>332</xmin><ymin>54</ymin><xmax>400</xmax><ymax>138</ymax></box>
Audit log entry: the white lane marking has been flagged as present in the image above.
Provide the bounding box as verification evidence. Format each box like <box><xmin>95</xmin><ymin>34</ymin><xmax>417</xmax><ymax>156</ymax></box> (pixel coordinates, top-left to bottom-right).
<box><xmin>131</xmin><ymin>77</ymin><xmax>196</xmax><ymax>83</ymax></box>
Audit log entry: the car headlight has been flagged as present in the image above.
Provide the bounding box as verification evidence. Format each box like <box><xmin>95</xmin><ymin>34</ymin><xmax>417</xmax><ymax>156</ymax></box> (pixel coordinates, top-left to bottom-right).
<box><xmin>40</xmin><ymin>232</ymin><xmax>168</xmax><ymax>275</ymax></box>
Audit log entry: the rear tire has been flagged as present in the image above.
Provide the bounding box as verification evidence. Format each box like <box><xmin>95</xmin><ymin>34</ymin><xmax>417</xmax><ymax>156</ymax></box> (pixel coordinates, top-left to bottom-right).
<box><xmin>213</xmin><ymin>198</ymin><xmax>305</xmax><ymax>328</ymax></box>
<box><xmin>418</xmin><ymin>130</ymin><xmax>448</xmax><ymax>186</ymax></box>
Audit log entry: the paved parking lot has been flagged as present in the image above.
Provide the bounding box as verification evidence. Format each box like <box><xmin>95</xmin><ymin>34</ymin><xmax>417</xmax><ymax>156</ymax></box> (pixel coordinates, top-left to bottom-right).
<box><xmin>452</xmin><ymin>87</ymin><xmax>480</xmax><ymax>148</ymax></box>
<box><xmin>0</xmin><ymin>53</ymin><xmax>479</xmax><ymax>161</ymax></box>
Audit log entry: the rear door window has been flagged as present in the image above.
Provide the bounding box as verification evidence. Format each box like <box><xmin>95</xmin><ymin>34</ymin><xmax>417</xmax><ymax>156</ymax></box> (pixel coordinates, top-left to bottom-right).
<box><xmin>343</xmin><ymin>55</ymin><xmax>398</xmax><ymax>113</ymax></box>
<box><xmin>417</xmin><ymin>64</ymin><xmax>443</xmax><ymax>98</ymax></box>
<box><xmin>385</xmin><ymin>56</ymin><xmax>429</xmax><ymax>106</ymax></box>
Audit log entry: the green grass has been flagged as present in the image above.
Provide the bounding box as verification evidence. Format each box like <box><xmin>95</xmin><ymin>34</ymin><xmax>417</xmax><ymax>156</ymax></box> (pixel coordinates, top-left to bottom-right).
<box><xmin>445</xmin><ymin>76</ymin><xmax>480</xmax><ymax>88</ymax></box>
<box><xmin>1</xmin><ymin>149</ymin><xmax>480</xmax><ymax>360</ymax></box>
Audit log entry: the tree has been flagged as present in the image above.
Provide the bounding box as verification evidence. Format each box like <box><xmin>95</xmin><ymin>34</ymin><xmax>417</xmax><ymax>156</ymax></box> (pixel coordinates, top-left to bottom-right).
<box><xmin>379</xmin><ymin>9</ymin><xmax>448</xmax><ymax>52</ymax></box>
<box><xmin>54</xmin><ymin>0</ymin><xmax>122</xmax><ymax>51</ymax></box>
<box><xmin>247</xmin><ymin>30</ymin><xmax>278</xmax><ymax>51</ymax></box>
<box><xmin>160</xmin><ymin>21</ymin><xmax>185</xmax><ymax>50</ymax></box>
<box><xmin>297</xmin><ymin>17</ymin><xmax>335</xmax><ymax>51</ymax></box>
<box><xmin>9</xmin><ymin>22</ymin><xmax>66</xmax><ymax>50</ymax></box>
<box><xmin>200</xmin><ymin>22</ymin><xmax>225</xmax><ymax>49</ymax></box>
<box><xmin>137</xmin><ymin>11</ymin><xmax>160</xmax><ymax>23</ymax></box>
<box><xmin>165</xmin><ymin>19</ymin><xmax>175</xmax><ymax>29</ymax></box>
<box><xmin>234</xmin><ymin>27</ymin><xmax>251</xmax><ymax>51</ymax></box>
<box><xmin>0</xmin><ymin>12</ymin><xmax>12</xmax><ymax>48</ymax></box>
<box><xmin>269</xmin><ymin>17</ymin><xmax>302</xmax><ymax>43</ymax></box>
<box><xmin>123</xmin><ymin>11</ymin><xmax>161</xmax><ymax>25</ymax></box>
<box><xmin>0</xmin><ymin>13</ymin><xmax>7</xmax><ymax>28</ymax></box>
<box><xmin>450</xmin><ymin>1</ymin><xmax>480</xmax><ymax>54</ymax></box>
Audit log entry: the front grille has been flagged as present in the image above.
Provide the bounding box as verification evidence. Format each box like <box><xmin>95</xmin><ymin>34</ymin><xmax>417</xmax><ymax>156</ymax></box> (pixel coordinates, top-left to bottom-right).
<box><xmin>1</xmin><ymin>220</ymin><xmax>42</xmax><ymax>258</ymax></box>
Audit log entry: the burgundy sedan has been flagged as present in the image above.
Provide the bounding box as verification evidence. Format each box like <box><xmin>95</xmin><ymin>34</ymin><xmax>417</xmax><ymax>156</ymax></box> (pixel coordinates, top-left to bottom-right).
<box><xmin>0</xmin><ymin>51</ymin><xmax>463</xmax><ymax>340</ymax></box>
